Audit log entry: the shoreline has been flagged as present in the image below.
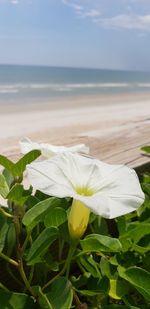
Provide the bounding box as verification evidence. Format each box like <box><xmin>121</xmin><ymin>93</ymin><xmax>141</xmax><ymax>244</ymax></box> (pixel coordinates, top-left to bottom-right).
<box><xmin>0</xmin><ymin>91</ymin><xmax>150</xmax><ymax>114</ymax></box>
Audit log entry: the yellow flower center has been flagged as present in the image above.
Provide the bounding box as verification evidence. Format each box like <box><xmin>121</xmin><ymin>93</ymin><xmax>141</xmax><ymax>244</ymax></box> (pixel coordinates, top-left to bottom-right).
<box><xmin>68</xmin><ymin>186</ymin><xmax>95</xmax><ymax>240</ymax></box>
<box><xmin>75</xmin><ymin>186</ymin><xmax>95</xmax><ymax>196</ymax></box>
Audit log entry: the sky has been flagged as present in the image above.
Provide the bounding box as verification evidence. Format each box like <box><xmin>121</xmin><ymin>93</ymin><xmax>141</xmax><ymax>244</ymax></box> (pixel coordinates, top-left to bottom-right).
<box><xmin>0</xmin><ymin>0</ymin><xmax>150</xmax><ymax>70</ymax></box>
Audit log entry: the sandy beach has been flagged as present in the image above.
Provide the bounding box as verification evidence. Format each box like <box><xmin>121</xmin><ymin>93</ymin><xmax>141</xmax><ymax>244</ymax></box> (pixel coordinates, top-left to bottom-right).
<box><xmin>0</xmin><ymin>93</ymin><xmax>150</xmax><ymax>168</ymax></box>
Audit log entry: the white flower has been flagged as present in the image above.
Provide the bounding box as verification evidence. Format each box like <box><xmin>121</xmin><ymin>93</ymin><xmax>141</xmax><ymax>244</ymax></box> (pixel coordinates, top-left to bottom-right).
<box><xmin>27</xmin><ymin>152</ymin><xmax>144</xmax><ymax>239</ymax></box>
<box><xmin>20</xmin><ymin>137</ymin><xmax>89</xmax><ymax>158</ymax></box>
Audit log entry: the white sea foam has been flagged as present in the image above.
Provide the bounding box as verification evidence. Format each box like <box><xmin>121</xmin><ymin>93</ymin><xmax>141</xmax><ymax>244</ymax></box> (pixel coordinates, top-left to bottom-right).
<box><xmin>0</xmin><ymin>82</ymin><xmax>149</xmax><ymax>95</ymax></box>
<box><xmin>28</xmin><ymin>82</ymin><xmax>130</xmax><ymax>91</ymax></box>
<box><xmin>0</xmin><ymin>89</ymin><xmax>19</xmax><ymax>94</ymax></box>
<box><xmin>137</xmin><ymin>83</ymin><xmax>150</xmax><ymax>88</ymax></box>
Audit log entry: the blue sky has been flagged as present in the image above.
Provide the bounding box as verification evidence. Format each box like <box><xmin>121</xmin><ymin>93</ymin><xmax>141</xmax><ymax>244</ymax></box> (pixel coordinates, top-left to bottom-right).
<box><xmin>0</xmin><ymin>0</ymin><xmax>150</xmax><ymax>70</ymax></box>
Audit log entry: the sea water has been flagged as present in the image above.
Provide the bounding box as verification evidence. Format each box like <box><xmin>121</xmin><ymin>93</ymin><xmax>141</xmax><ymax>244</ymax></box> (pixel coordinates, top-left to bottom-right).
<box><xmin>0</xmin><ymin>64</ymin><xmax>150</xmax><ymax>105</ymax></box>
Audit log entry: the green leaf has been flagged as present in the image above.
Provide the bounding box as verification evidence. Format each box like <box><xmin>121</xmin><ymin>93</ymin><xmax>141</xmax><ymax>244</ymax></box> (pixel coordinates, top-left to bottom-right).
<box><xmin>78</xmin><ymin>254</ymin><xmax>101</xmax><ymax>278</ymax></box>
<box><xmin>86</xmin><ymin>276</ymin><xmax>109</xmax><ymax>295</ymax></box>
<box><xmin>119</xmin><ymin>238</ymin><xmax>132</xmax><ymax>252</ymax></box>
<box><xmin>120</xmin><ymin>222</ymin><xmax>150</xmax><ymax>244</ymax></box>
<box><xmin>23</xmin><ymin>197</ymin><xmax>61</xmax><ymax>230</ymax></box>
<box><xmin>141</xmin><ymin>145</ymin><xmax>150</xmax><ymax>153</ymax></box>
<box><xmin>0</xmin><ymin>290</ymin><xmax>35</xmax><ymax>308</ymax></box>
<box><xmin>71</xmin><ymin>272</ymin><xmax>90</xmax><ymax>290</ymax></box>
<box><xmin>76</xmin><ymin>289</ymin><xmax>99</xmax><ymax>296</ymax></box>
<box><xmin>14</xmin><ymin>149</ymin><xmax>41</xmax><ymax>177</ymax></box>
<box><xmin>44</xmin><ymin>207</ymin><xmax>67</xmax><ymax>228</ymax></box>
<box><xmin>27</xmin><ymin>227</ymin><xmax>58</xmax><ymax>265</ymax></box>
<box><xmin>32</xmin><ymin>286</ymin><xmax>53</xmax><ymax>309</ymax></box>
<box><xmin>142</xmin><ymin>183</ymin><xmax>150</xmax><ymax>196</ymax></box>
<box><xmin>123</xmin><ymin>294</ymin><xmax>146</xmax><ymax>309</ymax></box>
<box><xmin>80</xmin><ymin>234</ymin><xmax>122</xmax><ymax>253</ymax></box>
<box><xmin>0</xmin><ymin>220</ymin><xmax>9</xmax><ymax>253</ymax></box>
<box><xmin>75</xmin><ymin>276</ymin><xmax>109</xmax><ymax>297</ymax></box>
<box><xmin>118</xmin><ymin>266</ymin><xmax>150</xmax><ymax>302</ymax></box>
<box><xmin>132</xmin><ymin>243</ymin><xmax>150</xmax><ymax>254</ymax></box>
<box><xmin>0</xmin><ymin>174</ymin><xmax>9</xmax><ymax>198</ymax></box>
<box><xmin>44</xmin><ymin>252</ymin><xmax>59</xmax><ymax>272</ymax></box>
<box><xmin>142</xmin><ymin>173</ymin><xmax>150</xmax><ymax>184</ymax></box>
<box><xmin>2</xmin><ymin>168</ymin><xmax>14</xmax><ymax>188</ymax></box>
<box><xmin>115</xmin><ymin>216</ymin><xmax>127</xmax><ymax>236</ymax></box>
<box><xmin>100</xmin><ymin>256</ymin><xmax>117</xmax><ymax>279</ymax></box>
<box><xmin>0</xmin><ymin>155</ymin><xmax>15</xmax><ymax>175</ymax></box>
<box><xmin>59</xmin><ymin>221</ymin><xmax>70</xmax><ymax>244</ymax></box>
<box><xmin>7</xmin><ymin>184</ymin><xmax>32</xmax><ymax>206</ymax></box>
<box><xmin>0</xmin><ymin>150</ymin><xmax>41</xmax><ymax>178</ymax></box>
<box><xmin>92</xmin><ymin>216</ymin><xmax>108</xmax><ymax>235</ymax></box>
<box><xmin>46</xmin><ymin>277</ymin><xmax>73</xmax><ymax>309</ymax></box>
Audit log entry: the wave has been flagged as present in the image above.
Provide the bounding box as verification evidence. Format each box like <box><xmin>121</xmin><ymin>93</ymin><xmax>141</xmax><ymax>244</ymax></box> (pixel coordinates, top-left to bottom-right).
<box><xmin>0</xmin><ymin>82</ymin><xmax>130</xmax><ymax>91</ymax></box>
<box><xmin>137</xmin><ymin>83</ymin><xmax>150</xmax><ymax>88</ymax></box>
<box><xmin>0</xmin><ymin>82</ymin><xmax>150</xmax><ymax>94</ymax></box>
<box><xmin>29</xmin><ymin>82</ymin><xmax>130</xmax><ymax>90</ymax></box>
<box><xmin>0</xmin><ymin>89</ymin><xmax>19</xmax><ymax>94</ymax></box>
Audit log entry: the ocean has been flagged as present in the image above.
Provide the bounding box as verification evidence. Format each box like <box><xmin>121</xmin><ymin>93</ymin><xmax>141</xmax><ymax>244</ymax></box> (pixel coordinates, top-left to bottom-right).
<box><xmin>0</xmin><ymin>64</ymin><xmax>150</xmax><ymax>105</ymax></box>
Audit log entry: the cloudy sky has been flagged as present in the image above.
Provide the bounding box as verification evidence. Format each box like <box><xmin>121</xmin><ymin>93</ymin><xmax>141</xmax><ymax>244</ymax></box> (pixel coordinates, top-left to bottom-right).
<box><xmin>0</xmin><ymin>0</ymin><xmax>150</xmax><ymax>70</ymax></box>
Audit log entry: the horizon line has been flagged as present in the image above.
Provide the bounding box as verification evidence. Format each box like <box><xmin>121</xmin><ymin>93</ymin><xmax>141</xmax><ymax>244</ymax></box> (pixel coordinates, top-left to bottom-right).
<box><xmin>0</xmin><ymin>63</ymin><xmax>150</xmax><ymax>74</ymax></box>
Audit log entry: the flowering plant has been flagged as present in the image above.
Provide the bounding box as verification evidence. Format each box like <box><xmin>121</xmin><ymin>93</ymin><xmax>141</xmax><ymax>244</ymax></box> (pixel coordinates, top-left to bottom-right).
<box><xmin>0</xmin><ymin>143</ymin><xmax>149</xmax><ymax>309</ymax></box>
<box><xmin>20</xmin><ymin>137</ymin><xmax>89</xmax><ymax>158</ymax></box>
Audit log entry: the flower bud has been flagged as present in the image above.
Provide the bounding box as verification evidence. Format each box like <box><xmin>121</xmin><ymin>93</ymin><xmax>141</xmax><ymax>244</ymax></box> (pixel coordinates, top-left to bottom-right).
<box><xmin>68</xmin><ymin>199</ymin><xmax>90</xmax><ymax>240</ymax></box>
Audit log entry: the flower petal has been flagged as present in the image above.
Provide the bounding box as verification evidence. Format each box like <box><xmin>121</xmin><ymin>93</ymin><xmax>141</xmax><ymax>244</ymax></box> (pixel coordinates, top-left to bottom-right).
<box><xmin>27</xmin><ymin>159</ymin><xmax>75</xmax><ymax>198</ymax></box>
<box><xmin>27</xmin><ymin>153</ymin><xmax>145</xmax><ymax>219</ymax></box>
<box><xmin>73</xmin><ymin>190</ymin><xmax>144</xmax><ymax>219</ymax></box>
<box><xmin>20</xmin><ymin>137</ymin><xmax>89</xmax><ymax>158</ymax></box>
<box><xmin>19</xmin><ymin>137</ymin><xmax>41</xmax><ymax>154</ymax></box>
<box><xmin>73</xmin><ymin>162</ymin><xmax>145</xmax><ymax>218</ymax></box>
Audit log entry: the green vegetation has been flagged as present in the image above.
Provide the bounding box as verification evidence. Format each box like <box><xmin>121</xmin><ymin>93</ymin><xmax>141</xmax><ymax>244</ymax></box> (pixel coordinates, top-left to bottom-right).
<box><xmin>0</xmin><ymin>148</ymin><xmax>150</xmax><ymax>308</ymax></box>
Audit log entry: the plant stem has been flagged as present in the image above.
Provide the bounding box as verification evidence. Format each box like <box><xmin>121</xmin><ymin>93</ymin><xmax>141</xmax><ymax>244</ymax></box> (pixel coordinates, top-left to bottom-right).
<box><xmin>0</xmin><ymin>207</ymin><xmax>13</xmax><ymax>218</ymax></box>
<box><xmin>73</xmin><ymin>289</ymin><xmax>82</xmax><ymax>307</ymax></box>
<box><xmin>21</xmin><ymin>231</ymin><xmax>31</xmax><ymax>254</ymax></box>
<box><xmin>0</xmin><ymin>282</ymin><xmax>10</xmax><ymax>292</ymax></box>
<box><xmin>58</xmin><ymin>237</ymin><xmax>64</xmax><ymax>261</ymax></box>
<box><xmin>28</xmin><ymin>266</ymin><xmax>34</xmax><ymax>285</ymax></box>
<box><xmin>42</xmin><ymin>241</ymin><xmax>77</xmax><ymax>291</ymax></box>
<box><xmin>65</xmin><ymin>242</ymin><xmax>77</xmax><ymax>278</ymax></box>
<box><xmin>12</xmin><ymin>205</ymin><xmax>21</xmax><ymax>258</ymax></box>
<box><xmin>19</xmin><ymin>260</ymin><xmax>35</xmax><ymax>297</ymax></box>
<box><xmin>0</xmin><ymin>252</ymin><xmax>19</xmax><ymax>267</ymax></box>
<box><xmin>42</xmin><ymin>261</ymin><xmax>66</xmax><ymax>291</ymax></box>
<box><xmin>77</xmin><ymin>260</ymin><xmax>86</xmax><ymax>274</ymax></box>
<box><xmin>73</xmin><ymin>289</ymin><xmax>88</xmax><ymax>308</ymax></box>
<box><xmin>6</xmin><ymin>264</ymin><xmax>23</xmax><ymax>287</ymax></box>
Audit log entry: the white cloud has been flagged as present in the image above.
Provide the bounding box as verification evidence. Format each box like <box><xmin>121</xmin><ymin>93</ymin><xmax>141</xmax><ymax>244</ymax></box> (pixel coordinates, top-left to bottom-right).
<box><xmin>62</xmin><ymin>0</ymin><xmax>101</xmax><ymax>19</ymax></box>
<box><xmin>62</xmin><ymin>0</ymin><xmax>150</xmax><ymax>32</ymax></box>
<box><xmin>62</xmin><ymin>0</ymin><xmax>83</xmax><ymax>11</ymax></box>
<box><xmin>78</xmin><ymin>9</ymin><xmax>101</xmax><ymax>18</ymax></box>
<box><xmin>95</xmin><ymin>14</ymin><xmax>150</xmax><ymax>31</ymax></box>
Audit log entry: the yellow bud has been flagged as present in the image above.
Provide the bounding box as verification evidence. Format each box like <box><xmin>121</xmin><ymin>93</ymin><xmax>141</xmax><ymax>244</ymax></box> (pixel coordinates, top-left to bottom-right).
<box><xmin>109</xmin><ymin>279</ymin><xmax>121</xmax><ymax>300</ymax></box>
<box><xmin>68</xmin><ymin>199</ymin><xmax>90</xmax><ymax>240</ymax></box>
